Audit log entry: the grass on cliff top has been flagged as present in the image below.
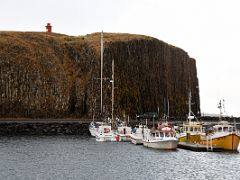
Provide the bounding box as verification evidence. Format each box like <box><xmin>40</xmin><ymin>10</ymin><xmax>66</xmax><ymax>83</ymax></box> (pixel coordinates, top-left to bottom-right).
<box><xmin>82</xmin><ymin>32</ymin><xmax>156</xmax><ymax>54</ymax></box>
<box><xmin>0</xmin><ymin>31</ymin><xmax>182</xmax><ymax>56</ymax></box>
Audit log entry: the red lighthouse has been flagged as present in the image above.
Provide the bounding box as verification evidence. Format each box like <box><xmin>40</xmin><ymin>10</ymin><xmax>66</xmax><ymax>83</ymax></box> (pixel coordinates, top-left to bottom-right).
<box><xmin>45</xmin><ymin>23</ymin><xmax>52</xmax><ymax>33</ymax></box>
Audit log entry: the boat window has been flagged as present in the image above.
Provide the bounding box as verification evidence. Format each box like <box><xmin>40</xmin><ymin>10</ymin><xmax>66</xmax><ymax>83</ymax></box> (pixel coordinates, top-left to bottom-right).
<box><xmin>223</xmin><ymin>127</ymin><xmax>228</xmax><ymax>132</ymax></box>
<box><xmin>218</xmin><ymin>127</ymin><xmax>222</xmax><ymax>132</ymax></box>
<box><xmin>160</xmin><ymin>132</ymin><xmax>164</xmax><ymax>137</ymax></box>
<box><xmin>233</xmin><ymin>127</ymin><xmax>236</xmax><ymax>132</ymax></box>
<box><xmin>229</xmin><ymin>127</ymin><xmax>233</xmax><ymax>132</ymax></box>
<box><xmin>165</xmin><ymin>132</ymin><xmax>169</xmax><ymax>137</ymax></box>
<box><xmin>190</xmin><ymin>127</ymin><xmax>193</xmax><ymax>132</ymax></box>
<box><xmin>184</xmin><ymin>127</ymin><xmax>186</xmax><ymax>132</ymax></box>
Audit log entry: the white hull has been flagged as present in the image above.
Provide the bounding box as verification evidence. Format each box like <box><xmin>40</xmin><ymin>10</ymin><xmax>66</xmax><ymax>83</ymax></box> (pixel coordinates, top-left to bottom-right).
<box><xmin>89</xmin><ymin>121</ymin><xmax>103</xmax><ymax>137</ymax></box>
<box><xmin>96</xmin><ymin>133</ymin><xmax>116</xmax><ymax>142</ymax></box>
<box><xmin>89</xmin><ymin>128</ymin><xmax>97</xmax><ymax>137</ymax></box>
<box><xmin>94</xmin><ymin>123</ymin><xmax>116</xmax><ymax>142</ymax></box>
<box><xmin>143</xmin><ymin>139</ymin><xmax>178</xmax><ymax>150</ymax></box>
<box><xmin>130</xmin><ymin>134</ymin><xmax>143</xmax><ymax>145</ymax></box>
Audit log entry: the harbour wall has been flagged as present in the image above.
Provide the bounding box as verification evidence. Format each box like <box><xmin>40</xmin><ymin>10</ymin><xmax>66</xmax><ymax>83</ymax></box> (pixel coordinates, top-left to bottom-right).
<box><xmin>0</xmin><ymin>121</ymin><xmax>90</xmax><ymax>135</ymax></box>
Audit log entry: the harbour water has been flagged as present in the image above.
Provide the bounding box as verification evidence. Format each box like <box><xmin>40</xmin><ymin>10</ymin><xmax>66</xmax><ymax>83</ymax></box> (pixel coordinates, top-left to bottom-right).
<box><xmin>0</xmin><ymin>135</ymin><xmax>240</xmax><ymax>180</ymax></box>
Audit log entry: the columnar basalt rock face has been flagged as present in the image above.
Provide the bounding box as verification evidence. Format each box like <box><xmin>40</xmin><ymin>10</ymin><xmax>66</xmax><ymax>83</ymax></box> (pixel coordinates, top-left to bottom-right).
<box><xmin>0</xmin><ymin>32</ymin><xmax>200</xmax><ymax>119</ymax></box>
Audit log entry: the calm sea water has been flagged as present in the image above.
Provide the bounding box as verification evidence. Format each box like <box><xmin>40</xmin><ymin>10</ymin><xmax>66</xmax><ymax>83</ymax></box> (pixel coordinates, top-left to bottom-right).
<box><xmin>0</xmin><ymin>135</ymin><xmax>239</xmax><ymax>180</ymax></box>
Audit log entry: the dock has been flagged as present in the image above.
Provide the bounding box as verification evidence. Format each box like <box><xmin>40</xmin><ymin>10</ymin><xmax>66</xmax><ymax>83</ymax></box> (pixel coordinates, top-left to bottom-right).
<box><xmin>177</xmin><ymin>142</ymin><xmax>223</xmax><ymax>152</ymax></box>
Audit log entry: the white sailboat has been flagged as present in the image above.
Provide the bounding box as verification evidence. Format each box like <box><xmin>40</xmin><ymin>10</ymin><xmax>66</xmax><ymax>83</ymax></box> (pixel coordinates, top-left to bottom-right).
<box><xmin>89</xmin><ymin>121</ymin><xmax>102</xmax><ymax>137</ymax></box>
<box><xmin>94</xmin><ymin>31</ymin><xmax>116</xmax><ymax>142</ymax></box>
<box><xmin>109</xmin><ymin>59</ymin><xmax>132</xmax><ymax>142</ymax></box>
<box><xmin>95</xmin><ymin>121</ymin><xmax>116</xmax><ymax>142</ymax></box>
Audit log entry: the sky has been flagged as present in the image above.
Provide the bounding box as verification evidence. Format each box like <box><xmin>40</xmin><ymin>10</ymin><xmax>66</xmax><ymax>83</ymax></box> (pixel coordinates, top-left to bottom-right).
<box><xmin>1</xmin><ymin>0</ymin><xmax>240</xmax><ymax>117</ymax></box>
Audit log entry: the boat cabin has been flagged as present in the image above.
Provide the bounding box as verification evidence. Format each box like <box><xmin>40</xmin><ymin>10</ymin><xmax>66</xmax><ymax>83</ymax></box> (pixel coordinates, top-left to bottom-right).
<box><xmin>151</xmin><ymin>129</ymin><xmax>176</xmax><ymax>139</ymax></box>
<box><xmin>180</xmin><ymin>123</ymin><xmax>205</xmax><ymax>134</ymax></box>
<box><xmin>213</xmin><ymin>121</ymin><xmax>235</xmax><ymax>133</ymax></box>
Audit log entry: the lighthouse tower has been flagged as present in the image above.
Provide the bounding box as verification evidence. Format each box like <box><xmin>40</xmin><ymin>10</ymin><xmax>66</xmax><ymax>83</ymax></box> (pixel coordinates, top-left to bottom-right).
<box><xmin>45</xmin><ymin>23</ymin><xmax>52</xmax><ymax>33</ymax></box>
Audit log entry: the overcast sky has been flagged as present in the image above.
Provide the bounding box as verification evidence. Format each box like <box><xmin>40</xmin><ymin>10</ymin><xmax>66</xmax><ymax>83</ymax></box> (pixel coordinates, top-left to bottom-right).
<box><xmin>1</xmin><ymin>0</ymin><xmax>240</xmax><ymax>116</ymax></box>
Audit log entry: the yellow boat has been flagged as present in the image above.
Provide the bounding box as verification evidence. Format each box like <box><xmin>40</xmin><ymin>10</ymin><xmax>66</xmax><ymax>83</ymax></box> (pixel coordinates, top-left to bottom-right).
<box><xmin>178</xmin><ymin>91</ymin><xmax>205</xmax><ymax>143</ymax></box>
<box><xmin>178</xmin><ymin>122</ymin><xmax>204</xmax><ymax>143</ymax></box>
<box><xmin>200</xmin><ymin>121</ymin><xmax>240</xmax><ymax>151</ymax></box>
<box><xmin>200</xmin><ymin>100</ymin><xmax>240</xmax><ymax>151</ymax></box>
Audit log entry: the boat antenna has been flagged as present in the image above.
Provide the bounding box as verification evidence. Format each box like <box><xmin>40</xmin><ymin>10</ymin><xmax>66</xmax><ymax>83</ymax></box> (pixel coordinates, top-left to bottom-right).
<box><xmin>222</xmin><ymin>99</ymin><xmax>227</xmax><ymax>115</ymax></box>
<box><xmin>218</xmin><ymin>99</ymin><xmax>223</xmax><ymax>121</ymax></box>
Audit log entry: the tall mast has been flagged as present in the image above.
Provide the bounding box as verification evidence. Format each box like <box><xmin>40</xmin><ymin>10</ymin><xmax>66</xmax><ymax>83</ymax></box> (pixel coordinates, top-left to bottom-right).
<box><xmin>111</xmin><ymin>59</ymin><xmax>115</xmax><ymax>129</ymax></box>
<box><xmin>167</xmin><ymin>98</ymin><xmax>169</xmax><ymax>121</ymax></box>
<box><xmin>100</xmin><ymin>31</ymin><xmax>103</xmax><ymax>117</ymax></box>
<box><xmin>188</xmin><ymin>91</ymin><xmax>192</xmax><ymax>117</ymax></box>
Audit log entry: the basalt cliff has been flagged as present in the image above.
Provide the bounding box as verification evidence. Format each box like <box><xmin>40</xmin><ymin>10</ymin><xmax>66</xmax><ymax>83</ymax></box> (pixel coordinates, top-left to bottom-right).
<box><xmin>0</xmin><ymin>32</ymin><xmax>200</xmax><ymax>119</ymax></box>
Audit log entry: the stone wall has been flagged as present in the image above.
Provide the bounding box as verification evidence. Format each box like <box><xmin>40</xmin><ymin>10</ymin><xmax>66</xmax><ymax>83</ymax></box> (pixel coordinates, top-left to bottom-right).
<box><xmin>0</xmin><ymin>122</ymin><xmax>90</xmax><ymax>135</ymax></box>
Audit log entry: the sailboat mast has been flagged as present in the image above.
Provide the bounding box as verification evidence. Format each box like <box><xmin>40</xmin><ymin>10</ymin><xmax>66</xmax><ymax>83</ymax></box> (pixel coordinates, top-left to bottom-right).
<box><xmin>167</xmin><ymin>98</ymin><xmax>169</xmax><ymax>121</ymax></box>
<box><xmin>111</xmin><ymin>59</ymin><xmax>115</xmax><ymax>129</ymax></box>
<box><xmin>100</xmin><ymin>31</ymin><xmax>103</xmax><ymax>116</ymax></box>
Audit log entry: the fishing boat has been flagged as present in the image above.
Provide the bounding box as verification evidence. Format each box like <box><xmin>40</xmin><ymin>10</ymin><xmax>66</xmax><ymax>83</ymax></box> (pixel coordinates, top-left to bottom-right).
<box><xmin>178</xmin><ymin>91</ymin><xmax>205</xmax><ymax>143</ymax></box>
<box><xmin>143</xmin><ymin>125</ymin><xmax>178</xmax><ymax>150</ymax></box>
<box><xmin>199</xmin><ymin>100</ymin><xmax>240</xmax><ymax>151</ymax></box>
<box><xmin>143</xmin><ymin>99</ymin><xmax>178</xmax><ymax>150</ymax></box>
<box><xmin>130</xmin><ymin>124</ymin><xmax>145</xmax><ymax>145</ymax></box>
